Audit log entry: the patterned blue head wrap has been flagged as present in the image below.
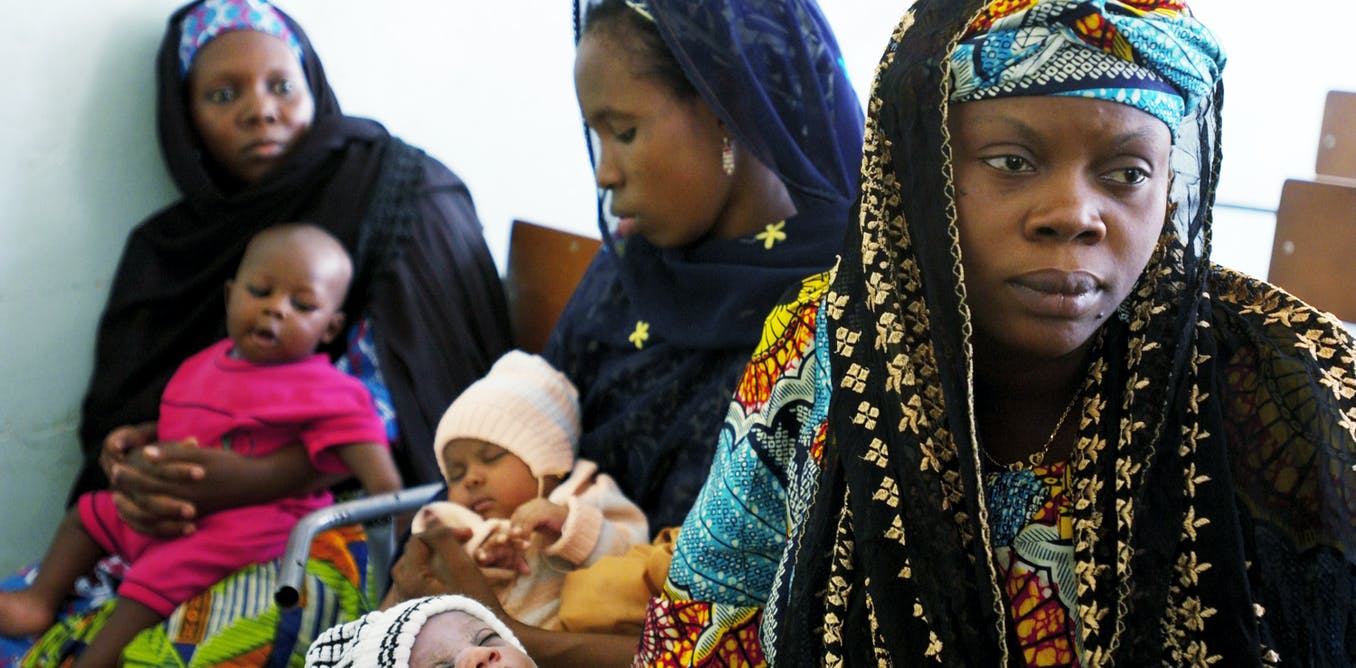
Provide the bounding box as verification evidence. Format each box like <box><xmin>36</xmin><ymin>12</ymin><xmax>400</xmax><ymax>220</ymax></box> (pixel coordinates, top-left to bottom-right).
<box><xmin>948</xmin><ymin>0</ymin><xmax>1225</xmax><ymax>132</ymax></box>
<box><xmin>178</xmin><ymin>0</ymin><xmax>304</xmax><ymax>77</ymax></box>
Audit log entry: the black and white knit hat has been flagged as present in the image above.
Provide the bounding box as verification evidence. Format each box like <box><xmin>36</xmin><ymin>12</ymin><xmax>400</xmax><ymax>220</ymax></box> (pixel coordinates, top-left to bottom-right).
<box><xmin>305</xmin><ymin>595</ymin><xmax>527</xmax><ymax>667</ymax></box>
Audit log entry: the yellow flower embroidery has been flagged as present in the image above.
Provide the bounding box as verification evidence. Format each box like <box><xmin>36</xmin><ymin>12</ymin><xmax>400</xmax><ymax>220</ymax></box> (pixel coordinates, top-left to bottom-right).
<box><xmin>628</xmin><ymin>320</ymin><xmax>650</xmax><ymax>349</ymax></box>
<box><xmin>755</xmin><ymin>220</ymin><xmax>787</xmax><ymax>249</ymax></box>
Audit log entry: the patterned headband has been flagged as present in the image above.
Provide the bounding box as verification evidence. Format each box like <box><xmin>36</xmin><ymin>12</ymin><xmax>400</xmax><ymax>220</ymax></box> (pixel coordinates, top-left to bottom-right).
<box><xmin>178</xmin><ymin>0</ymin><xmax>304</xmax><ymax>76</ymax></box>
<box><xmin>949</xmin><ymin>0</ymin><xmax>1225</xmax><ymax>131</ymax></box>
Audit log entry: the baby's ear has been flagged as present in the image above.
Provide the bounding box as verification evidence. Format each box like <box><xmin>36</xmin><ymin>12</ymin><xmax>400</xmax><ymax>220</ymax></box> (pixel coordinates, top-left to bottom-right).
<box><xmin>223</xmin><ymin>279</ymin><xmax>234</xmax><ymax>304</ymax></box>
<box><xmin>321</xmin><ymin>311</ymin><xmax>346</xmax><ymax>344</ymax></box>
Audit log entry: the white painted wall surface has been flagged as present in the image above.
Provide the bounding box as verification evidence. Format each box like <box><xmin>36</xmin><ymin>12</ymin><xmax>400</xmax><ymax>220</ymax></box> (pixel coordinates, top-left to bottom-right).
<box><xmin>2</xmin><ymin>2</ymin><xmax>181</xmax><ymax>572</ymax></box>
<box><xmin>1</xmin><ymin>1</ymin><xmax>1351</xmax><ymax>573</ymax></box>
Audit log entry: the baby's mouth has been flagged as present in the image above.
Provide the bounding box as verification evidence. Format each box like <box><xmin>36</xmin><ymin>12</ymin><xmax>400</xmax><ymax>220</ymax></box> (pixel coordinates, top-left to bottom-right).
<box><xmin>250</xmin><ymin>328</ymin><xmax>278</xmax><ymax>345</ymax></box>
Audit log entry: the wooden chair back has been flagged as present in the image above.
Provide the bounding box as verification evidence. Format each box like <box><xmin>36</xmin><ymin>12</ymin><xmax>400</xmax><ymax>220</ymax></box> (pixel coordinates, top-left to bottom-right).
<box><xmin>1316</xmin><ymin>91</ymin><xmax>1356</xmax><ymax>181</ymax></box>
<box><xmin>1267</xmin><ymin>178</ymin><xmax>1356</xmax><ymax>322</ymax></box>
<box><xmin>504</xmin><ymin>220</ymin><xmax>602</xmax><ymax>353</ymax></box>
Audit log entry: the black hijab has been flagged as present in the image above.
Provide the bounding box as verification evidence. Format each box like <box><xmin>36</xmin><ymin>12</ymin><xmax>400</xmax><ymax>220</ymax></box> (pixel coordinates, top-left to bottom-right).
<box><xmin>777</xmin><ymin>1</ymin><xmax>1355</xmax><ymax>665</ymax></box>
<box><xmin>73</xmin><ymin>1</ymin><xmax>511</xmax><ymax>496</ymax></box>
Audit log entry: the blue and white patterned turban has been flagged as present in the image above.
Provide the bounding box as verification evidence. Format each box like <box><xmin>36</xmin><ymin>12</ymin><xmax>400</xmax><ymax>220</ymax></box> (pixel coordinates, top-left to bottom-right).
<box><xmin>949</xmin><ymin>0</ymin><xmax>1225</xmax><ymax>132</ymax></box>
<box><xmin>178</xmin><ymin>0</ymin><xmax>304</xmax><ymax>76</ymax></box>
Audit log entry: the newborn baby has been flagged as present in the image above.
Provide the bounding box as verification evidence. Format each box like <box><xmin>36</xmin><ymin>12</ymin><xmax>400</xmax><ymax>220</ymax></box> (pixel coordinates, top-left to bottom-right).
<box><xmin>306</xmin><ymin>595</ymin><xmax>536</xmax><ymax>668</ymax></box>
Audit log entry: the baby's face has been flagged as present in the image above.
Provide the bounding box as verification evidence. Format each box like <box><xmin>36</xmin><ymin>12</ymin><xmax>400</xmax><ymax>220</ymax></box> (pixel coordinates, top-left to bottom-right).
<box><xmin>225</xmin><ymin>231</ymin><xmax>349</xmax><ymax>365</ymax></box>
<box><xmin>408</xmin><ymin>611</ymin><xmax>536</xmax><ymax>668</ymax></box>
<box><xmin>441</xmin><ymin>438</ymin><xmax>539</xmax><ymax>520</ymax></box>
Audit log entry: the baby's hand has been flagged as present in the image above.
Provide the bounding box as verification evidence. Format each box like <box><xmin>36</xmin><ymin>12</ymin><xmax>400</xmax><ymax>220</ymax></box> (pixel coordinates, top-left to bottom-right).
<box><xmin>510</xmin><ymin>498</ymin><xmax>568</xmax><ymax>541</ymax></box>
<box><xmin>474</xmin><ymin>524</ymin><xmax>530</xmax><ymax>574</ymax></box>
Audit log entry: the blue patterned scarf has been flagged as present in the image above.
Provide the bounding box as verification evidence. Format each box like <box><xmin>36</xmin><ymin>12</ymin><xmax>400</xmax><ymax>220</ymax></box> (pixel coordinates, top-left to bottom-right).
<box><xmin>178</xmin><ymin>0</ymin><xmax>304</xmax><ymax>75</ymax></box>
<box><xmin>949</xmin><ymin>0</ymin><xmax>1224</xmax><ymax>132</ymax></box>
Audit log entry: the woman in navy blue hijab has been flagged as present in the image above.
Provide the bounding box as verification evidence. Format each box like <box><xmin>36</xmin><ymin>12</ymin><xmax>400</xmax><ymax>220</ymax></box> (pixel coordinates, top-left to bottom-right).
<box><xmin>546</xmin><ymin>0</ymin><xmax>864</xmax><ymax>532</ymax></box>
<box><xmin>388</xmin><ymin>1</ymin><xmax>862</xmax><ymax>663</ymax></box>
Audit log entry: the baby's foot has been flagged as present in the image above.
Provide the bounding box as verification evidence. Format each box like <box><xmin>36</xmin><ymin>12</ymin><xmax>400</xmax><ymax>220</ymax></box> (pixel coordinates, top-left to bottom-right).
<box><xmin>0</xmin><ymin>589</ymin><xmax>57</xmax><ymax>637</ymax></box>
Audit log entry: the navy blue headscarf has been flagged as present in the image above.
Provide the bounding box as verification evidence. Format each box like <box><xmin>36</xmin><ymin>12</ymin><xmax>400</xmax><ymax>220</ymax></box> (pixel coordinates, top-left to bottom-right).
<box><xmin>548</xmin><ymin>0</ymin><xmax>863</xmax><ymax>530</ymax></box>
<box><xmin>583</xmin><ymin>0</ymin><xmax>862</xmax><ymax>350</ymax></box>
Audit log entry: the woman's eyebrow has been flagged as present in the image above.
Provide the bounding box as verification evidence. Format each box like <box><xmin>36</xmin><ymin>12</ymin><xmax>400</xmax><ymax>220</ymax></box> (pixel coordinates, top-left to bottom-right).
<box><xmin>970</xmin><ymin>113</ymin><xmax>1163</xmax><ymax>151</ymax></box>
<box><xmin>1109</xmin><ymin>127</ymin><xmax>1164</xmax><ymax>148</ymax></box>
<box><xmin>585</xmin><ymin>106</ymin><xmax>637</xmax><ymax>126</ymax></box>
<box><xmin>968</xmin><ymin>113</ymin><xmax>1044</xmax><ymax>145</ymax></box>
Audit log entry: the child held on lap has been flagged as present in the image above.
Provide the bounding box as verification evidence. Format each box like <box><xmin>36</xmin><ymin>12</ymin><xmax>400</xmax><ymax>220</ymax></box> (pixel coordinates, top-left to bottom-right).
<box><xmin>0</xmin><ymin>223</ymin><xmax>401</xmax><ymax>666</ymax></box>
<box><xmin>411</xmin><ymin>351</ymin><xmax>648</xmax><ymax>630</ymax></box>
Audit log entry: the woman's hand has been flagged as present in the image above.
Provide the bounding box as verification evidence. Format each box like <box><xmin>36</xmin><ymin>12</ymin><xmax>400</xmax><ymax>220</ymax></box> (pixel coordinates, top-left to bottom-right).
<box><xmin>389</xmin><ymin>514</ymin><xmax>507</xmax><ymax>614</ymax></box>
<box><xmin>387</xmin><ymin>523</ymin><xmax>462</xmax><ymax>603</ymax></box>
<box><xmin>99</xmin><ymin>422</ymin><xmax>158</xmax><ymax>479</ymax></box>
<box><xmin>109</xmin><ymin>439</ymin><xmax>340</xmax><ymax>538</ymax></box>
<box><xmin>109</xmin><ymin>439</ymin><xmax>205</xmax><ymax>537</ymax></box>
<box><xmin>387</xmin><ymin>514</ymin><xmax>640</xmax><ymax>666</ymax></box>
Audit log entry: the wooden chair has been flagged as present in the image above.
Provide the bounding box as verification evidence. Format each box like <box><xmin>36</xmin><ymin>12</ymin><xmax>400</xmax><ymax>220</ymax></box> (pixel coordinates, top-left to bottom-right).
<box><xmin>277</xmin><ymin>220</ymin><xmax>602</xmax><ymax>606</ymax></box>
<box><xmin>504</xmin><ymin>219</ymin><xmax>603</xmax><ymax>353</ymax></box>
<box><xmin>1316</xmin><ymin>91</ymin><xmax>1356</xmax><ymax>182</ymax></box>
<box><xmin>1267</xmin><ymin>178</ymin><xmax>1356</xmax><ymax>322</ymax></box>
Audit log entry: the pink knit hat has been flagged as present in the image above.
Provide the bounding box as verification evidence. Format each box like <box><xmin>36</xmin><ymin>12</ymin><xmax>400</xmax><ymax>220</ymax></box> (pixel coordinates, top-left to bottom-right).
<box><xmin>433</xmin><ymin>351</ymin><xmax>579</xmax><ymax>483</ymax></box>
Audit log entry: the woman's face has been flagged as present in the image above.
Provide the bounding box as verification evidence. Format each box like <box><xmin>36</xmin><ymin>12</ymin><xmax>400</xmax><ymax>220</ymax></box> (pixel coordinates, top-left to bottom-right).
<box><xmin>409</xmin><ymin>611</ymin><xmax>536</xmax><ymax>668</ymax></box>
<box><xmin>188</xmin><ymin>30</ymin><xmax>315</xmax><ymax>185</ymax></box>
<box><xmin>574</xmin><ymin>29</ymin><xmax>733</xmax><ymax>248</ymax></box>
<box><xmin>949</xmin><ymin>96</ymin><xmax>1171</xmax><ymax>362</ymax></box>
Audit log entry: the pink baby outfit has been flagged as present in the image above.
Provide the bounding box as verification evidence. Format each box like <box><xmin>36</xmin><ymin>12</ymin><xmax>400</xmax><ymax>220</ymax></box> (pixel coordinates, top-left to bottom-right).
<box><xmin>414</xmin><ymin>458</ymin><xmax>647</xmax><ymax>629</ymax></box>
<box><xmin>78</xmin><ymin>338</ymin><xmax>386</xmax><ymax>616</ymax></box>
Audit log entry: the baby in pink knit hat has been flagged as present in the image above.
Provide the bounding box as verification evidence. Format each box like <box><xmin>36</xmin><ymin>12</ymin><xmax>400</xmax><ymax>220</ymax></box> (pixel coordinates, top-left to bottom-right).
<box><xmin>411</xmin><ymin>351</ymin><xmax>648</xmax><ymax>630</ymax></box>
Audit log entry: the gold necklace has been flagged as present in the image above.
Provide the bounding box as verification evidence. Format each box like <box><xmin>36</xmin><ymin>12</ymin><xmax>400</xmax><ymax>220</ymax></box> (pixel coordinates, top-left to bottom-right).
<box><xmin>983</xmin><ymin>389</ymin><xmax>1081</xmax><ymax>471</ymax></box>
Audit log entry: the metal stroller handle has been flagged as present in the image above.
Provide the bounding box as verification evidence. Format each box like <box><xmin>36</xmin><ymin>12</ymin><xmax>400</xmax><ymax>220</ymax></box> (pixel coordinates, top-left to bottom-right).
<box><xmin>275</xmin><ymin>482</ymin><xmax>444</xmax><ymax>608</ymax></box>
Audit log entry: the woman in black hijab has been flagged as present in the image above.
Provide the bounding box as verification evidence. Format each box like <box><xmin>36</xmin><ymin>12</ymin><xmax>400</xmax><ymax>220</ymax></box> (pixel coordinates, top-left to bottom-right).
<box><xmin>73</xmin><ymin>0</ymin><xmax>512</xmax><ymax>528</ymax></box>
<box><xmin>637</xmin><ymin>1</ymin><xmax>1355</xmax><ymax>665</ymax></box>
<box><xmin>4</xmin><ymin>0</ymin><xmax>510</xmax><ymax>663</ymax></box>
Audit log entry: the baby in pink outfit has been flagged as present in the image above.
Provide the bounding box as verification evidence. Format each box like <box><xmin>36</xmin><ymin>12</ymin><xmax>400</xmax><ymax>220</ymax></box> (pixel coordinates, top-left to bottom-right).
<box><xmin>0</xmin><ymin>224</ymin><xmax>402</xmax><ymax>667</ymax></box>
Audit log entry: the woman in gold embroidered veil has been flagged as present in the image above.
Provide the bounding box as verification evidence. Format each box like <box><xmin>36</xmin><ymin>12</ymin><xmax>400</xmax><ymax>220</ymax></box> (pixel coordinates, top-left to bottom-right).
<box><xmin>636</xmin><ymin>0</ymin><xmax>1356</xmax><ymax>665</ymax></box>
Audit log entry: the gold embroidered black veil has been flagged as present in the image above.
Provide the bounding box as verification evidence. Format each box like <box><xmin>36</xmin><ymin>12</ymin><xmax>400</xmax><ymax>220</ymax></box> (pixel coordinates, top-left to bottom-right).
<box><xmin>775</xmin><ymin>1</ymin><xmax>1356</xmax><ymax>665</ymax></box>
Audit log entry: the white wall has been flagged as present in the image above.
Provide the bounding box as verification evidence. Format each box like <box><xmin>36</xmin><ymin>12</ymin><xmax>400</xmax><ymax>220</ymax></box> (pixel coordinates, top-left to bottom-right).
<box><xmin>2</xmin><ymin>2</ymin><xmax>180</xmax><ymax>572</ymax></box>
<box><xmin>1</xmin><ymin>1</ymin><xmax>1351</xmax><ymax>573</ymax></box>
<box><xmin>1190</xmin><ymin>1</ymin><xmax>1356</xmax><ymax>278</ymax></box>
